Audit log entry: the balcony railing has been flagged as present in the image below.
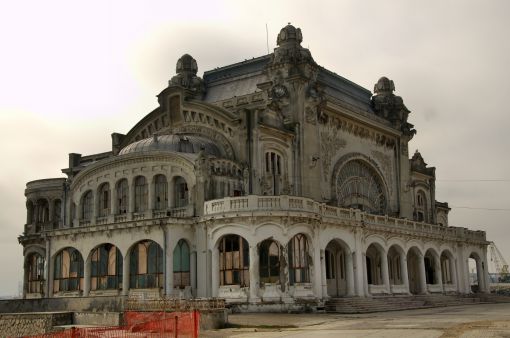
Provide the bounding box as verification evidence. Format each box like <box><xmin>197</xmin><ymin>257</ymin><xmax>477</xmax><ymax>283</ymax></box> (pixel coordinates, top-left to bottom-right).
<box><xmin>203</xmin><ymin>195</ymin><xmax>487</xmax><ymax>243</ymax></box>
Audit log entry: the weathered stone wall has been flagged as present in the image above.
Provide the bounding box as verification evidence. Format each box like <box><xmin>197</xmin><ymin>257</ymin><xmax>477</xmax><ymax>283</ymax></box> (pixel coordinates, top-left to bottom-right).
<box><xmin>0</xmin><ymin>296</ymin><xmax>125</xmax><ymax>314</ymax></box>
<box><xmin>0</xmin><ymin>312</ymin><xmax>72</xmax><ymax>337</ymax></box>
<box><xmin>200</xmin><ymin>310</ymin><xmax>228</xmax><ymax>330</ymax></box>
<box><xmin>73</xmin><ymin>311</ymin><xmax>123</xmax><ymax>326</ymax></box>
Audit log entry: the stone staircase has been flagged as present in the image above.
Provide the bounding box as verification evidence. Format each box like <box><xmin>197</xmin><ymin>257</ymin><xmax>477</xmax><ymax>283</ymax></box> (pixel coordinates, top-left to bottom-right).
<box><xmin>324</xmin><ymin>294</ymin><xmax>506</xmax><ymax>314</ymax></box>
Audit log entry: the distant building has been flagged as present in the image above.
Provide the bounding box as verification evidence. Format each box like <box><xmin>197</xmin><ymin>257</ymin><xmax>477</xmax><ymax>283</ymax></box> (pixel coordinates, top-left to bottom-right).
<box><xmin>19</xmin><ymin>24</ymin><xmax>490</xmax><ymax>311</ymax></box>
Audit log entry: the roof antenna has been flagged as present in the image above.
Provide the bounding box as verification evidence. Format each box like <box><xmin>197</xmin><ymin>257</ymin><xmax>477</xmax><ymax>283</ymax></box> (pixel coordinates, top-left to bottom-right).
<box><xmin>266</xmin><ymin>23</ymin><xmax>269</xmax><ymax>54</ymax></box>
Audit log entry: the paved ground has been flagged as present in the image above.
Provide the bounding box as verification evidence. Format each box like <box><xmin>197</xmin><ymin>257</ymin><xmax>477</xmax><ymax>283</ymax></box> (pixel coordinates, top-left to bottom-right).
<box><xmin>202</xmin><ymin>303</ymin><xmax>510</xmax><ymax>337</ymax></box>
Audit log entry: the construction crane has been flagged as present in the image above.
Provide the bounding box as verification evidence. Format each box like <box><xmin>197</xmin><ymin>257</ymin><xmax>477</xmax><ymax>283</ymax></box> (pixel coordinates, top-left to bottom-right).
<box><xmin>489</xmin><ymin>241</ymin><xmax>509</xmax><ymax>282</ymax></box>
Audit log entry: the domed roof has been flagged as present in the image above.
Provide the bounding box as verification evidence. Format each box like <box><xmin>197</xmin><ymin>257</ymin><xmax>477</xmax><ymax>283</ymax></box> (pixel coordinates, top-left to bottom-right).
<box><xmin>119</xmin><ymin>134</ymin><xmax>221</xmax><ymax>157</ymax></box>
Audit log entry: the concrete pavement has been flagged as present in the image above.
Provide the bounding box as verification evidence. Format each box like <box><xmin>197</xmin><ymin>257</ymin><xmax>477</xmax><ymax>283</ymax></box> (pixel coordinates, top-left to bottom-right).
<box><xmin>202</xmin><ymin>303</ymin><xmax>510</xmax><ymax>337</ymax></box>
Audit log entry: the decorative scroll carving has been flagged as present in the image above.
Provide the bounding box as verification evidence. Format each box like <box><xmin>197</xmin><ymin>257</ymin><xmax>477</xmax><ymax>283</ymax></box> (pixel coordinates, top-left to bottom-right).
<box><xmin>320</xmin><ymin>128</ymin><xmax>347</xmax><ymax>181</ymax></box>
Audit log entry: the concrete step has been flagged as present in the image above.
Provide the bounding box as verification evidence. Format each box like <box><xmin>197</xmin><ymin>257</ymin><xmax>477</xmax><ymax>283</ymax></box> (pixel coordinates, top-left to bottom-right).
<box><xmin>324</xmin><ymin>294</ymin><xmax>499</xmax><ymax>314</ymax></box>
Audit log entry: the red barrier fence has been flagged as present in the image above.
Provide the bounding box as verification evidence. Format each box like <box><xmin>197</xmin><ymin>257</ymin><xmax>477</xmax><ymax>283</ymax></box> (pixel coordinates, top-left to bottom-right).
<box><xmin>25</xmin><ymin>310</ymin><xmax>200</xmax><ymax>338</ymax></box>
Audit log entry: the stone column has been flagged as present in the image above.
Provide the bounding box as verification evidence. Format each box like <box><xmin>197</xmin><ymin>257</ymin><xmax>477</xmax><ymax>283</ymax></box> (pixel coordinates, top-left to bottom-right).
<box><xmin>48</xmin><ymin>200</ymin><xmax>54</xmax><ymax>225</ymax></box>
<box><xmin>381</xmin><ymin>252</ymin><xmax>390</xmax><ymax>294</ymax></box>
<box><xmin>475</xmin><ymin>259</ymin><xmax>484</xmax><ymax>292</ymax></box>
<box><xmin>148</xmin><ymin>177</ymin><xmax>155</xmax><ymax>217</ymax></box>
<box><xmin>452</xmin><ymin>258</ymin><xmax>459</xmax><ymax>292</ymax></box>
<box><xmin>456</xmin><ymin>244</ymin><xmax>468</xmax><ymax>293</ymax></box>
<box><xmin>122</xmin><ymin>254</ymin><xmax>130</xmax><ymax>296</ymax></box>
<box><xmin>211</xmin><ymin>248</ymin><xmax>220</xmax><ymax>298</ymax></box>
<box><xmin>362</xmin><ymin>253</ymin><xmax>369</xmax><ymax>296</ymax></box>
<box><xmin>435</xmin><ymin>256</ymin><xmax>443</xmax><ymax>293</ymax></box>
<box><xmin>45</xmin><ymin>239</ymin><xmax>51</xmax><ymax>297</ymax></box>
<box><xmin>91</xmin><ymin>194</ymin><xmax>97</xmax><ymax>225</ymax></box>
<box><xmin>418</xmin><ymin>254</ymin><xmax>428</xmax><ymax>294</ymax></box>
<box><xmin>312</xmin><ymin>242</ymin><xmax>323</xmax><ymax>299</ymax></box>
<box><xmin>165</xmin><ymin>230</ymin><xmax>174</xmax><ymax>296</ymax></box>
<box><xmin>111</xmin><ymin>184</ymin><xmax>118</xmax><ymax>217</ymax></box>
<box><xmin>401</xmin><ymin>255</ymin><xmax>410</xmax><ymax>294</ymax></box>
<box><xmin>346</xmin><ymin>252</ymin><xmax>355</xmax><ymax>296</ymax></box>
<box><xmin>320</xmin><ymin>249</ymin><xmax>328</xmax><ymax>299</ymax></box>
<box><xmin>195</xmin><ymin>224</ymin><xmax>208</xmax><ymax>297</ymax></box>
<box><xmin>168</xmin><ymin>179</ymin><xmax>175</xmax><ymax>209</ymax></box>
<box><xmin>83</xmin><ymin>256</ymin><xmax>91</xmax><ymax>297</ymax></box>
<box><xmin>482</xmin><ymin>249</ymin><xmax>491</xmax><ymax>293</ymax></box>
<box><xmin>249</xmin><ymin>244</ymin><xmax>260</xmax><ymax>302</ymax></box>
<box><xmin>353</xmin><ymin>230</ymin><xmax>366</xmax><ymax>297</ymax></box>
<box><xmin>22</xmin><ymin>259</ymin><xmax>28</xmax><ymax>298</ymax></box>
<box><xmin>128</xmin><ymin>179</ymin><xmax>135</xmax><ymax>217</ymax></box>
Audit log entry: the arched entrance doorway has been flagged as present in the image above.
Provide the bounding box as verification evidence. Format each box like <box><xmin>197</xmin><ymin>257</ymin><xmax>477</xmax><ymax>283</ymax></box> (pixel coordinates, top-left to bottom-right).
<box><xmin>325</xmin><ymin>239</ymin><xmax>353</xmax><ymax>297</ymax></box>
<box><xmin>441</xmin><ymin>250</ymin><xmax>456</xmax><ymax>291</ymax></box>
<box><xmin>387</xmin><ymin>245</ymin><xmax>408</xmax><ymax>293</ymax></box>
<box><xmin>468</xmin><ymin>252</ymin><xmax>485</xmax><ymax>293</ymax></box>
<box><xmin>407</xmin><ymin>247</ymin><xmax>425</xmax><ymax>294</ymax></box>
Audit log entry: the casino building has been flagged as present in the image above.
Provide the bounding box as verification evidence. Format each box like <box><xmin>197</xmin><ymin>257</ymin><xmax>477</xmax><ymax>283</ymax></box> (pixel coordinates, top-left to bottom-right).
<box><xmin>19</xmin><ymin>24</ymin><xmax>490</xmax><ymax>311</ymax></box>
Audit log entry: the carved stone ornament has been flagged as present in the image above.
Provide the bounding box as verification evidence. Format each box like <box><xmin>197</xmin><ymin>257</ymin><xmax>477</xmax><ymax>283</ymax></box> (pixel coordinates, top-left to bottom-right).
<box><xmin>305</xmin><ymin>107</ymin><xmax>317</xmax><ymax>125</ymax></box>
<box><xmin>271</xmin><ymin>84</ymin><xmax>288</xmax><ymax>99</ymax></box>
<box><xmin>170</xmin><ymin>54</ymin><xmax>205</xmax><ymax>97</ymax></box>
<box><xmin>371</xmin><ymin>77</ymin><xmax>415</xmax><ymax>137</ymax></box>
<box><xmin>320</xmin><ymin>128</ymin><xmax>347</xmax><ymax>180</ymax></box>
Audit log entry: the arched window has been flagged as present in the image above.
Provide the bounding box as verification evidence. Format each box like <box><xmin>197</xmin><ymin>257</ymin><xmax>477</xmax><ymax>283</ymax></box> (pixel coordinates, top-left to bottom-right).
<box><xmin>259</xmin><ymin>239</ymin><xmax>280</xmax><ymax>284</ymax></box>
<box><xmin>36</xmin><ymin>199</ymin><xmax>49</xmax><ymax>223</ymax></box>
<box><xmin>336</xmin><ymin>160</ymin><xmax>386</xmax><ymax>214</ymax></box>
<box><xmin>134</xmin><ymin>176</ymin><xmax>148</xmax><ymax>212</ymax></box>
<box><xmin>53</xmin><ymin>248</ymin><xmax>83</xmax><ymax>292</ymax></box>
<box><xmin>90</xmin><ymin>244</ymin><xmax>122</xmax><ymax>290</ymax></box>
<box><xmin>116</xmin><ymin>179</ymin><xmax>128</xmax><ymax>215</ymax></box>
<box><xmin>366</xmin><ymin>244</ymin><xmax>383</xmax><ymax>285</ymax></box>
<box><xmin>53</xmin><ymin>199</ymin><xmax>62</xmax><ymax>228</ymax></box>
<box><xmin>27</xmin><ymin>253</ymin><xmax>45</xmax><ymax>294</ymax></box>
<box><xmin>173</xmin><ymin>239</ymin><xmax>190</xmax><ymax>288</ymax></box>
<box><xmin>174</xmin><ymin>176</ymin><xmax>188</xmax><ymax>208</ymax></box>
<box><xmin>130</xmin><ymin>240</ymin><xmax>163</xmax><ymax>289</ymax></box>
<box><xmin>26</xmin><ymin>201</ymin><xmax>34</xmax><ymax>225</ymax></box>
<box><xmin>288</xmin><ymin>234</ymin><xmax>309</xmax><ymax>284</ymax></box>
<box><xmin>264</xmin><ymin>151</ymin><xmax>283</xmax><ymax>195</ymax></box>
<box><xmin>81</xmin><ymin>191</ymin><xmax>93</xmax><ymax>220</ymax></box>
<box><xmin>219</xmin><ymin>235</ymin><xmax>249</xmax><ymax>286</ymax></box>
<box><xmin>415</xmin><ymin>190</ymin><xmax>428</xmax><ymax>222</ymax></box>
<box><xmin>154</xmin><ymin>175</ymin><xmax>168</xmax><ymax>210</ymax></box>
<box><xmin>98</xmin><ymin>183</ymin><xmax>110</xmax><ymax>217</ymax></box>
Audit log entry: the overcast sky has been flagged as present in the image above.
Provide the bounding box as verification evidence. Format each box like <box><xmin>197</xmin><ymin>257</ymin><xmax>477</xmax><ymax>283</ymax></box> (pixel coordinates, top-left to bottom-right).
<box><xmin>0</xmin><ymin>0</ymin><xmax>509</xmax><ymax>296</ymax></box>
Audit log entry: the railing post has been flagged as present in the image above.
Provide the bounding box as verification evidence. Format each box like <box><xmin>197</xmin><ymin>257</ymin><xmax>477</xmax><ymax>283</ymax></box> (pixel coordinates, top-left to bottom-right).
<box><xmin>174</xmin><ymin>315</ymin><xmax>179</xmax><ymax>338</ymax></box>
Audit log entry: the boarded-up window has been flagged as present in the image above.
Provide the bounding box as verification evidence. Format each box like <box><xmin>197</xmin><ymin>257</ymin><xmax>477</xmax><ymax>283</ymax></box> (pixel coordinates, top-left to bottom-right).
<box><xmin>134</xmin><ymin>176</ymin><xmax>148</xmax><ymax>212</ymax></box>
<box><xmin>53</xmin><ymin>248</ymin><xmax>83</xmax><ymax>293</ymax></box>
<box><xmin>130</xmin><ymin>240</ymin><xmax>163</xmax><ymax>289</ymax></box>
<box><xmin>91</xmin><ymin>244</ymin><xmax>122</xmax><ymax>291</ymax></box>
<box><xmin>288</xmin><ymin>234</ymin><xmax>309</xmax><ymax>284</ymax></box>
<box><xmin>173</xmin><ymin>239</ymin><xmax>190</xmax><ymax>288</ymax></box>
<box><xmin>219</xmin><ymin>235</ymin><xmax>249</xmax><ymax>286</ymax></box>
<box><xmin>260</xmin><ymin>240</ymin><xmax>280</xmax><ymax>284</ymax></box>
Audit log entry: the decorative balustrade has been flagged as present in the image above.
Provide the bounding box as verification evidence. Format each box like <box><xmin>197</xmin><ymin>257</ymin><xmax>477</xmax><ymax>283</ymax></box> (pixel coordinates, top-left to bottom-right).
<box><xmin>203</xmin><ymin>195</ymin><xmax>487</xmax><ymax>242</ymax></box>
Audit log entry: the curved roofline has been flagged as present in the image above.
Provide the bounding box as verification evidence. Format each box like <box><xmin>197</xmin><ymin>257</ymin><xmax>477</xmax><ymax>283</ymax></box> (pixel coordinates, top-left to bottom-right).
<box><xmin>70</xmin><ymin>150</ymin><xmax>197</xmax><ymax>191</ymax></box>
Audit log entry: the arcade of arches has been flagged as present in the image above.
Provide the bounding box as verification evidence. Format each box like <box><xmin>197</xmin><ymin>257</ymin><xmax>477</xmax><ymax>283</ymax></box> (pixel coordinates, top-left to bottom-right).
<box><xmin>23</xmin><ymin>233</ymin><xmax>489</xmax><ymax>299</ymax></box>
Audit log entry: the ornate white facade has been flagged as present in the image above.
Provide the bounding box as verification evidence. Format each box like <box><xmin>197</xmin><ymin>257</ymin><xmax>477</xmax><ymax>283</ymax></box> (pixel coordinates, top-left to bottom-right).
<box><xmin>19</xmin><ymin>24</ymin><xmax>490</xmax><ymax>311</ymax></box>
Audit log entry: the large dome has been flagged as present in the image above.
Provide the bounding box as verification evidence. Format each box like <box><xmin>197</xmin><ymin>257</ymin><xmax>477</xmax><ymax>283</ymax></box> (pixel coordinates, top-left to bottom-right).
<box><xmin>119</xmin><ymin>134</ymin><xmax>222</xmax><ymax>157</ymax></box>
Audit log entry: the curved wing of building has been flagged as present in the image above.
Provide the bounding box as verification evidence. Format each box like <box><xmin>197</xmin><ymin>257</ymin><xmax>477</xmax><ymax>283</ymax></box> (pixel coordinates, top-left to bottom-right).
<box><xmin>19</xmin><ymin>24</ymin><xmax>490</xmax><ymax>310</ymax></box>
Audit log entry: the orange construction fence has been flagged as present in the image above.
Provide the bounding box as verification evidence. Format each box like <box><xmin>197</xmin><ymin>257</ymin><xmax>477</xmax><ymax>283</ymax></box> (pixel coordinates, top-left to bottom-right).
<box><xmin>24</xmin><ymin>310</ymin><xmax>200</xmax><ymax>338</ymax></box>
